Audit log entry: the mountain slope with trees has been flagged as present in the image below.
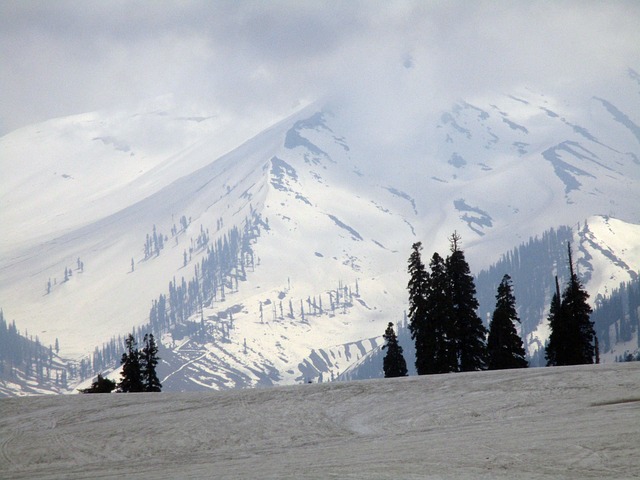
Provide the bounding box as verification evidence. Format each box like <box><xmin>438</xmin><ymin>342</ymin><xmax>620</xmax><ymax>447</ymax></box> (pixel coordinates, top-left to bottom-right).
<box><xmin>0</xmin><ymin>70</ymin><xmax>639</xmax><ymax>394</ymax></box>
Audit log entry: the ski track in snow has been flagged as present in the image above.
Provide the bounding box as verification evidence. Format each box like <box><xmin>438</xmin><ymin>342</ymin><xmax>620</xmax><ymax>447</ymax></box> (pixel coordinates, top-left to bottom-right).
<box><xmin>0</xmin><ymin>363</ymin><xmax>639</xmax><ymax>479</ymax></box>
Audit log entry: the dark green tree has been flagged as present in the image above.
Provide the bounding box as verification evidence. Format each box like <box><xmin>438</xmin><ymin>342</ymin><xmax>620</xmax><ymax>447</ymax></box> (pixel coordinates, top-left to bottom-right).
<box><xmin>446</xmin><ymin>232</ymin><xmax>487</xmax><ymax>371</ymax></box>
<box><xmin>487</xmin><ymin>275</ymin><xmax>528</xmax><ymax>370</ymax></box>
<box><xmin>79</xmin><ymin>374</ymin><xmax>116</xmax><ymax>393</ymax></box>
<box><xmin>545</xmin><ymin>277</ymin><xmax>564</xmax><ymax>366</ymax></box>
<box><xmin>141</xmin><ymin>333</ymin><xmax>162</xmax><ymax>392</ymax></box>
<box><xmin>560</xmin><ymin>244</ymin><xmax>596</xmax><ymax>364</ymax></box>
<box><xmin>382</xmin><ymin>322</ymin><xmax>408</xmax><ymax>378</ymax></box>
<box><xmin>407</xmin><ymin>242</ymin><xmax>430</xmax><ymax>375</ymax></box>
<box><xmin>546</xmin><ymin>244</ymin><xmax>597</xmax><ymax>366</ymax></box>
<box><xmin>425</xmin><ymin>252</ymin><xmax>457</xmax><ymax>373</ymax></box>
<box><xmin>118</xmin><ymin>334</ymin><xmax>144</xmax><ymax>393</ymax></box>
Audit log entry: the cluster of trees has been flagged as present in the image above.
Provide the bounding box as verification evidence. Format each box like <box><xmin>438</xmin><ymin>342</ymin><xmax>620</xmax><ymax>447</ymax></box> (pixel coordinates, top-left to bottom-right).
<box><xmin>475</xmin><ymin>226</ymin><xmax>573</xmax><ymax>342</ymax></box>
<box><xmin>143</xmin><ymin>224</ymin><xmax>167</xmax><ymax>259</ymax></box>
<box><xmin>170</xmin><ymin>214</ymin><xmax>191</xmax><ymax>237</ymax></box>
<box><xmin>0</xmin><ymin>310</ymin><xmax>67</xmax><ymax>387</ymax></box>
<box><xmin>148</xmin><ymin>214</ymin><xmax>259</xmax><ymax>332</ymax></box>
<box><xmin>592</xmin><ymin>276</ymin><xmax>640</xmax><ymax>354</ymax></box>
<box><xmin>77</xmin><ymin>211</ymin><xmax>265</xmax><ymax>382</ymax></box>
<box><xmin>81</xmin><ymin>333</ymin><xmax>161</xmax><ymax>393</ymax></box>
<box><xmin>46</xmin><ymin>257</ymin><xmax>86</xmax><ymax>294</ymax></box>
<box><xmin>384</xmin><ymin>234</ymin><xmax>597</xmax><ymax>378</ymax></box>
<box><xmin>259</xmin><ymin>279</ymin><xmax>359</xmax><ymax>323</ymax></box>
<box><xmin>403</xmin><ymin>233</ymin><xmax>520</xmax><ymax>375</ymax></box>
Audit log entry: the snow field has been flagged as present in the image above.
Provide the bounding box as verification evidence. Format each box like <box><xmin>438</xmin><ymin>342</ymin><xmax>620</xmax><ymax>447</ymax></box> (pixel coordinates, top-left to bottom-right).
<box><xmin>0</xmin><ymin>362</ymin><xmax>638</xmax><ymax>479</ymax></box>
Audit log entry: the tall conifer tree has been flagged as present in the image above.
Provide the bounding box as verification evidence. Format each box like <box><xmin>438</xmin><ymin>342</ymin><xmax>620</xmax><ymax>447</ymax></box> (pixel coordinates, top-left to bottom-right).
<box><xmin>487</xmin><ymin>275</ymin><xmax>528</xmax><ymax>370</ymax></box>
<box><xmin>446</xmin><ymin>232</ymin><xmax>487</xmax><ymax>371</ymax></box>
<box><xmin>546</xmin><ymin>244</ymin><xmax>597</xmax><ymax>365</ymax></box>
<box><xmin>382</xmin><ymin>322</ymin><xmax>408</xmax><ymax>378</ymax></box>
<box><xmin>545</xmin><ymin>277</ymin><xmax>564</xmax><ymax>366</ymax></box>
<box><xmin>141</xmin><ymin>333</ymin><xmax>162</xmax><ymax>392</ymax></box>
<box><xmin>425</xmin><ymin>252</ymin><xmax>457</xmax><ymax>373</ymax></box>
<box><xmin>118</xmin><ymin>334</ymin><xmax>144</xmax><ymax>392</ymax></box>
<box><xmin>407</xmin><ymin>242</ymin><xmax>430</xmax><ymax>375</ymax></box>
<box><xmin>561</xmin><ymin>244</ymin><xmax>596</xmax><ymax>364</ymax></box>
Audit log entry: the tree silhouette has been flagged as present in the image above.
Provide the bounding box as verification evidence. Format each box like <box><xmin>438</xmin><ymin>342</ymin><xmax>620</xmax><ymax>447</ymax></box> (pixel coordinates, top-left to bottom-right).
<box><xmin>407</xmin><ymin>242</ymin><xmax>430</xmax><ymax>374</ymax></box>
<box><xmin>424</xmin><ymin>252</ymin><xmax>456</xmax><ymax>373</ymax></box>
<box><xmin>79</xmin><ymin>374</ymin><xmax>116</xmax><ymax>393</ymax></box>
<box><xmin>118</xmin><ymin>334</ymin><xmax>144</xmax><ymax>392</ymax></box>
<box><xmin>446</xmin><ymin>232</ymin><xmax>487</xmax><ymax>371</ymax></box>
<box><xmin>547</xmin><ymin>244</ymin><xmax>597</xmax><ymax>366</ymax></box>
<box><xmin>487</xmin><ymin>275</ymin><xmax>528</xmax><ymax>370</ymax></box>
<box><xmin>382</xmin><ymin>322</ymin><xmax>408</xmax><ymax>378</ymax></box>
<box><xmin>141</xmin><ymin>333</ymin><xmax>162</xmax><ymax>392</ymax></box>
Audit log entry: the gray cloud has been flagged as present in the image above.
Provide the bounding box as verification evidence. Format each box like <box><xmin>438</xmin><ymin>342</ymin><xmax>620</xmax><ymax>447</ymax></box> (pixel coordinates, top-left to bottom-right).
<box><xmin>1</xmin><ymin>0</ymin><xmax>638</xmax><ymax>135</ymax></box>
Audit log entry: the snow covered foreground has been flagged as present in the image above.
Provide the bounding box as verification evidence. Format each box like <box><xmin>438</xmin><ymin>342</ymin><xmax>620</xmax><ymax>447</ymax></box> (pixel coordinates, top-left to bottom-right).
<box><xmin>1</xmin><ymin>363</ymin><xmax>638</xmax><ymax>479</ymax></box>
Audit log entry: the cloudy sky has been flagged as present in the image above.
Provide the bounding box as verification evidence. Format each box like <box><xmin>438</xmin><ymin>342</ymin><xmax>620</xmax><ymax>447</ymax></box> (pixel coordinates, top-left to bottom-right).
<box><xmin>1</xmin><ymin>0</ymin><xmax>639</xmax><ymax>136</ymax></box>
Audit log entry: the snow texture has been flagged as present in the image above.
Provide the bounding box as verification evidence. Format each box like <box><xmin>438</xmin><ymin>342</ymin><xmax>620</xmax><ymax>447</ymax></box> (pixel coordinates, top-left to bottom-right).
<box><xmin>0</xmin><ymin>363</ymin><xmax>638</xmax><ymax>479</ymax></box>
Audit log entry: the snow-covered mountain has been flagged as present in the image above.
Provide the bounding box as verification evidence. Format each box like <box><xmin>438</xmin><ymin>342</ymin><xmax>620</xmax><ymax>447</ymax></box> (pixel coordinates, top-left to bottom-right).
<box><xmin>1</xmin><ymin>70</ymin><xmax>639</xmax><ymax>395</ymax></box>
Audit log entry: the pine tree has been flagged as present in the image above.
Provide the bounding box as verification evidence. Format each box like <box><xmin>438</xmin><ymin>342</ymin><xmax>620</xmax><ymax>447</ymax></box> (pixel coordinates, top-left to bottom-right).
<box><xmin>487</xmin><ymin>275</ymin><xmax>528</xmax><ymax>370</ymax></box>
<box><xmin>425</xmin><ymin>252</ymin><xmax>457</xmax><ymax>373</ymax></box>
<box><xmin>546</xmin><ymin>244</ymin><xmax>597</xmax><ymax>366</ymax></box>
<box><xmin>561</xmin><ymin>244</ymin><xmax>597</xmax><ymax>364</ymax></box>
<box><xmin>545</xmin><ymin>277</ymin><xmax>563</xmax><ymax>366</ymax></box>
<box><xmin>407</xmin><ymin>242</ymin><xmax>430</xmax><ymax>375</ymax></box>
<box><xmin>118</xmin><ymin>334</ymin><xmax>144</xmax><ymax>393</ymax></box>
<box><xmin>79</xmin><ymin>374</ymin><xmax>116</xmax><ymax>393</ymax></box>
<box><xmin>382</xmin><ymin>322</ymin><xmax>408</xmax><ymax>378</ymax></box>
<box><xmin>446</xmin><ymin>232</ymin><xmax>487</xmax><ymax>371</ymax></box>
<box><xmin>141</xmin><ymin>333</ymin><xmax>162</xmax><ymax>392</ymax></box>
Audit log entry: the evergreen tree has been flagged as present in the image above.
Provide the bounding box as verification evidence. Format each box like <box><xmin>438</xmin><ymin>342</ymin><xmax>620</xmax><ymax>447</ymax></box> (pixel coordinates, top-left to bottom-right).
<box><xmin>118</xmin><ymin>334</ymin><xmax>144</xmax><ymax>392</ymax></box>
<box><xmin>79</xmin><ymin>374</ymin><xmax>116</xmax><ymax>393</ymax></box>
<box><xmin>546</xmin><ymin>244</ymin><xmax>597</xmax><ymax>366</ymax></box>
<box><xmin>382</xmin><ymin>322</ymin><xmax>408</xmax><ymax>378</ymax></box>
<box><xmin>545</xmin><ymin>277</ymin><xmax>563</xmax><ymax>366</ymax></box>
<box><xmin>141</xmin><ymin>333</ymin><xmax>162</xmax><ymax>392</ymax></box>
<box><xmin>446</xmin><ymin>232</ymin><xmax>487</xmax><ymax>371</ymax></box>
<box><xmin>561</xmin><ymin>244</ymin><xmax>597</xmax><ymax>364</ymax></box>
<box><xmin>487</xmin><ymin>275</ymin><xmax>528</xmax><ymax>370</ymax></box>
<box><xmin>425</xmin><ymin>252</ymin><xmax>457</xmax><ymax>373</ymax></box>
<box><xmin>407</xmin><ymin>242</ymin><xmax>430</xmax><ymax>375</ymax></box>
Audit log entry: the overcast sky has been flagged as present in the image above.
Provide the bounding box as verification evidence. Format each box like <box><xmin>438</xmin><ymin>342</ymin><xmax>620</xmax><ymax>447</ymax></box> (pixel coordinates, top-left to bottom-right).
<box><xmin>1</xmin><ymin>0</ymin><xmax>639</xmax><ymax>136</ymax></box>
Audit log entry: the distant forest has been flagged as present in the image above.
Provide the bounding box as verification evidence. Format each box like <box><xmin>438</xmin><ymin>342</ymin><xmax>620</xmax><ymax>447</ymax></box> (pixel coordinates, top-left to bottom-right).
<box><xmin>0</xmin><ymin>310</ymin><xmax>68</xmax><ymax>392</ymax></box>
<box><xmin>2</xmin><ymin>219</ymin><xmax>639</xmax><ymax>393</ymax></box>
<box><xmin>475</xmin><ymin>226</ymin><xmax>574</xmax><ymax>352</ymax></box>
<box><xmin>85</xmin><ymin>209</ymin><xmax>267</xmax><ymax>381</ymax></box>
<box><xmin>592</xmin><ymin>278</ymin><xmax>640</xmax><ymax>360</ymax></box>
<box><xmin>475</xmin><ymin>225</ymin><xmax>639</xmax><ymax>362</ymax></box>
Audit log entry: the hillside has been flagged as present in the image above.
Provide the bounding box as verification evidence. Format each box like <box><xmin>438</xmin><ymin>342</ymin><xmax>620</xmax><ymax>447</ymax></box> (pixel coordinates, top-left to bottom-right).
<box><xmin>1</xmin><ymin>69</ymin><xmax>639</xmax><ymax>394</ymax></box>
<box><xmin>1</xmin><ymin>363</ymin><xmax>638</xmax><ymax>479</ymax></box>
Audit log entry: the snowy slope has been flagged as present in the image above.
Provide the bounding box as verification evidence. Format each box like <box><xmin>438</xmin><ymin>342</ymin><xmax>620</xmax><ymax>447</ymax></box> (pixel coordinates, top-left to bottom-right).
<box><xmin>1</xmin><ymin>363</ymin><xmax>639</xmax><ymax>479</ymax></box>
<box><xmin>1</xmin><ymin>70</ymin><xmax>639</xmax><ymax>394</ymax></box>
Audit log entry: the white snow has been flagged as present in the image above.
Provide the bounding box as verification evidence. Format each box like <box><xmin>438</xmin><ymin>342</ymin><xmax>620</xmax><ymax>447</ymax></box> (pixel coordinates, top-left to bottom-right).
<box><xmin>0</xmin><ymin>363</ymin><xmax>638</xmax><ymax>479</ymax></box>
<box><xmin>0</xmin><ymin>71</ymin><xmax>639</xmax><ymax>393</ymax></box>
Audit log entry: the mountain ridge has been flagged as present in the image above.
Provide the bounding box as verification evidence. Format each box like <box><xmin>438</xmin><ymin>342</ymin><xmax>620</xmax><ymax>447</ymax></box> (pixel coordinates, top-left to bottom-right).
<box><xmin>1</xmin><ymin>70</ymin><xmax>639</xmax><ymax>394</ymax></box>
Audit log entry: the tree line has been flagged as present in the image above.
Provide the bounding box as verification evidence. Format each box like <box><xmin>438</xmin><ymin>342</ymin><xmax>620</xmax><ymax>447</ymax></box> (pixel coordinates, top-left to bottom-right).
<box><xmin>475</xmin><ymin>225</ymin><xmax>573</xmax><ymax>345</ymax></box>
<box><xmin>81</xmin><ymin>333</ymin><xmax>161</xmax><ymax>393</ymax></box>
<box><xmin>77</xmin><ymin>210</ymin><xmax>265</xmax><ymax>382</ymax></box>
<box><xmin>591</xmin><ymin>275</ymin><xmax>640</xmax><ymax>355</ymax></box>
<box><xmin>0</xmin><ymin>309</ymin><xmax>67</xmax><ymax>388</ymax></box>
<box><xmin>383</xmin><ymin>234</ymin><xmax>597</xmax><ymax>378</ymax></box>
